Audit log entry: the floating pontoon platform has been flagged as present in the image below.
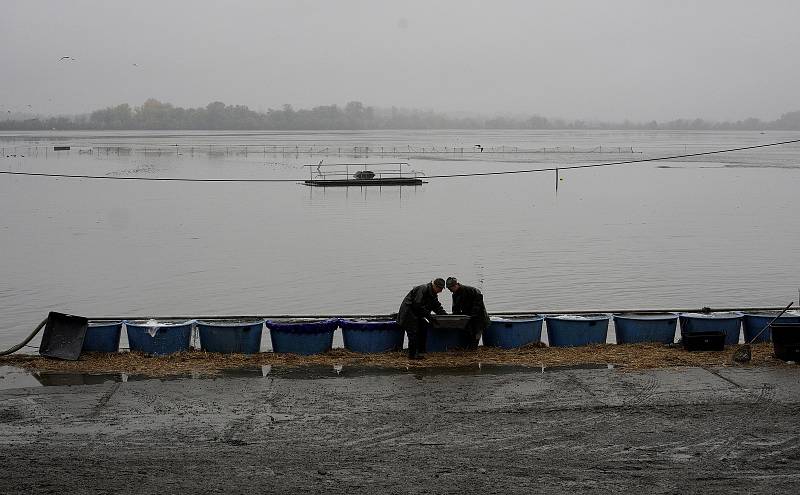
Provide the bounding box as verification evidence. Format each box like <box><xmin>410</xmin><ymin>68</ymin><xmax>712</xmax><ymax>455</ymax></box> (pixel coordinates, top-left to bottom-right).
<box><xmin>304</xmin><ymin>177</ymin><xmax>424</xmax><ymax>187</ymax></box>
<box><xmin>302</xmin><ymin>161</ymin><xmax>425</xmax><ymax>187</ymax></box>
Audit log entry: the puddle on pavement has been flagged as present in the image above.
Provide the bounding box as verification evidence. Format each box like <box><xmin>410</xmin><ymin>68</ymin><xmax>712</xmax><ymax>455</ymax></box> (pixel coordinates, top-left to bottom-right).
<box><xmin>541</xmin><ymin>364</ymin><xmax>615</xmax><ymax>372</ymax></box>
<box><xmin>0</xmin><ymin>366</ymin><xmax>43</xmax><ymax>390</ymax></box>
<box><xmin>0</xmin><ymin>363</ymin><xmax>616</xmax><ymax>389</ymax></box>
<box><xmin>33</xmin><ymin>372</ymin><xmax>123</xmax><ymax>387</ymax></box>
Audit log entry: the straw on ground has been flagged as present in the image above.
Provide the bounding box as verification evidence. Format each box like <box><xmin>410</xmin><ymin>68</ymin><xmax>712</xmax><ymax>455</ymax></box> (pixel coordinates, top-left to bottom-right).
<box><xmin>0</xmin><ymin>343</ymin><xmax>790</xmax><ymax>377</ymax></box>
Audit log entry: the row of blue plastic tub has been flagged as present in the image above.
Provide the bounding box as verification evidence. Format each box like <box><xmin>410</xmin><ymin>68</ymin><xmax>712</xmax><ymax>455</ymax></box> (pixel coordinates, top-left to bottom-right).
<box><xmin>87</xmin><ymin>319</ymin><xmax>391</xmax><ymax>357</ymax></box>
<box><xmin>79</xmin><ymin>311</ymin><xmax>800</xmax><ymax>356</ymax></box>
<box><xmin>486</xmin><ymin>312</ymin><xmax>791</xmax><ymax>348</ymax></box>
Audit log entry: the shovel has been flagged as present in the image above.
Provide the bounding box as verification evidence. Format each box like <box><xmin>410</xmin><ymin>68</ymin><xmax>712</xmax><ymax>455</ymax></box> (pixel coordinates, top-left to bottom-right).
<box><xmin>733</xmin><ymin>301</ymin><xmax>793</xmax><ymax>363</ymax></box>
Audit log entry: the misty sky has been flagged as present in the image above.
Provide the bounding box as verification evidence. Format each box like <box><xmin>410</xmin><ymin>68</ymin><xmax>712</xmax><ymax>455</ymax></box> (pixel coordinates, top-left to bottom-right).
<box><xmin>2</xmin><ymin>0</ymin><xmax>799</xmax><ymax>121</ymax></box>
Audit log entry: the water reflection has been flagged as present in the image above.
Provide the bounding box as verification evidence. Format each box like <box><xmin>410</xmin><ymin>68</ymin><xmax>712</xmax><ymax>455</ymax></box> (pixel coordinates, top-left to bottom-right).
<box><xmin>0</xmin><ymin>366</ymin><xmax>42</xmax><ymax>390</ymax></box>
<box><xmin>32</xmin><ymin>372</ymin><xmax>123</xmax><ymax>387</ymax></box>
<box><xmin>216</xmin><ymin>367</ymin><xmax>266</xmax><ymax>379</ymax></box>
<box><xmin>266</xmin><ymin>365</ymin><xmax>342</xmax><ymax>380</ymax></box>
<box><xmin>2</xmin><ymin>362</ymin><xmax>618</xmax><ymax>388</ymax></box>
<box><xmin>540</xmin><ymin>363</ymin><xmax>615</xmax><ymax>372</ymax></box>
<box><xmin>125</xmin><ymin>373</ymin><xmax>193</xmax><ymax>383</ymax></box>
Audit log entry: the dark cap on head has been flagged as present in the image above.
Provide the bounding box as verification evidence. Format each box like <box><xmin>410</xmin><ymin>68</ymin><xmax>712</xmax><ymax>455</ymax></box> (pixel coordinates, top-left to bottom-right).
<box><xmin>433</xmin><ymin>278</ymin><xmax>446</xmax><ymax>289</ymax></box>
<box><xmin>446</xmin><ymin>276</ymin><xmax>458</xmax><ymax>288</ymax></box>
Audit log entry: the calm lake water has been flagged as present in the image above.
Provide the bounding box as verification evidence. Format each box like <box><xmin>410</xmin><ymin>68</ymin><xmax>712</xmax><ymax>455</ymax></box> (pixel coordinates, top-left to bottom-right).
<box><xmin>1</xmin><ymin>129</ymin><xmax>799</xmax><ymax>349</ymax></box>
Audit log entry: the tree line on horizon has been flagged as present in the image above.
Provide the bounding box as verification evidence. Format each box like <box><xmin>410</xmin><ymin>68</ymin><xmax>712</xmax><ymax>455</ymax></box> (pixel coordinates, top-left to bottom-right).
<box><xmin>2</xmin><ymin>98</ymin><xmax>800</xmax><ymax>131</ymax></box>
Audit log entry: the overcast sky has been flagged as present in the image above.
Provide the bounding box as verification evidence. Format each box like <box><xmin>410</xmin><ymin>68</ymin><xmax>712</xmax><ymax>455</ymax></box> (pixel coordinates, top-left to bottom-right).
<box><xmin>2</xmin><ymin>0</ymin><xmax>798</xmax><ymax>121</ymax></box>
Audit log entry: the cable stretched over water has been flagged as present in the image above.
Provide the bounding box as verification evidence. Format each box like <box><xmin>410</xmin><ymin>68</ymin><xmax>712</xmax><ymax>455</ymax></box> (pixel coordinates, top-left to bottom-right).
<box><xmin>1</xmin><ymin>137</ymin><xmax>799</xmax><ymax>183</ymax></box>
<box><xmin>0</xmin><ymin>171</ymin><xmax>301</xmax><ymax>182</ymax></box>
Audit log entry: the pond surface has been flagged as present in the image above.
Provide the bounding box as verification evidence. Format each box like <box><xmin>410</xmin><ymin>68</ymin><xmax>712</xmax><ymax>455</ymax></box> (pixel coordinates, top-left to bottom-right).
<box><xmin>1</xmin><ymin>129</ymin><xmax>798</xmax><ymax>349</ymax></box>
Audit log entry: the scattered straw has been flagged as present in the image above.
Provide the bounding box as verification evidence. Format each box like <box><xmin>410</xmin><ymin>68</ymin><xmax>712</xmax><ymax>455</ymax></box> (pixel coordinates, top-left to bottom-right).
<box><xmin>0</xmin><ymin>343</ymin><xmax>792</xmax><ymax>377</ymax></box>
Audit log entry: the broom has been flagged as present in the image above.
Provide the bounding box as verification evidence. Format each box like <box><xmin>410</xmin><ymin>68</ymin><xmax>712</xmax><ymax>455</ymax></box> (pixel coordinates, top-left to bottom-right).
<box><xmin>733</xmin><ymin>301</ymin><xmax>794</xmax><ymax>363</ymax></box>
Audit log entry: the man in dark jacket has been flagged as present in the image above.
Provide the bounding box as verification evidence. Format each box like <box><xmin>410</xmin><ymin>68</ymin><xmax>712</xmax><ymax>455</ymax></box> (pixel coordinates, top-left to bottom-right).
<box><xmin>446</xmin><ymin>276</ymin><xmax>490</xmax><ymax>350</ymax></box>
<box><xmin>397</xmin><ymin>278</ymin><xmax>447</xmax><ymax>359</ymax></box>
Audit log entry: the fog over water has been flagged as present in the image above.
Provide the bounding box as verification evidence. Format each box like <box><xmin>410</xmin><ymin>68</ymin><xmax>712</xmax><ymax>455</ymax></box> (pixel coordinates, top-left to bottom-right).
<box><xmin>2</xmin><ymin>0</ymin><xmax>800</xmax><ymax>121</ymax></box>
<box><xmin>1</xmin><ymin>129</ymin><xmax>799</xmax><ymax>349</ymax></box>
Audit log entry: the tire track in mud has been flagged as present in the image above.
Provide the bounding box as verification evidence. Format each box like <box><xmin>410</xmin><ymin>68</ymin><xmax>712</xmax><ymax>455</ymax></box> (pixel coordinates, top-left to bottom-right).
<box><xmin>456</xmin><ymin>371</ymin><xmax>607</xmax><ymax>457</ymax></box>
<box><xmin>667</xmin><ymin>368</ymin><xmax>797</xmax><ymax>490</ymax></box>
<box><xmin>609</xmin><ymin>373</ymin><xmax>665</xmax><ymax>444</ymax></box>
<box><xmin>701</xmin><ymin>378</ymin><xmax>799</xmax><ymax>464</ymax></box>
<box><xmin>454</xmin><ymin>370</ymin><xmax>629</xmax><ymax>457</ymax></box>
<box><xmin>86</xmin><ymin>382</ymin><xmax>121</xmax><ymax>418</ymax></box>
<box><xmin>619</xmin><ymin>373</ymin><xmax>660</xmax><ymax>407</ymax></box>
<box><xmin>486</xmin><ymin>371</ymin><xmax>619</xmax><ymax>458</ymax></box>
<box><xmin>499</xmin><ymin>368</ymin><xmax>794</xmax><ymax>493</ymax></box>
<box><xmin>341</xmin><ymin>424</ymin><xmax>419</xmax><ymax>448</ymax></box>
<box><xmin>515</xmin><ymin>369</ymin><xmax>781</xmax><ymax>477</ymax></box>
<box><xmin>588</xmin><ymin>372</ymin><xmax>668</xmax><ymax>460</ymax></box>
<box><xmin>219</xmin><ymin>378</ymin><xmax>278</xmax><ymax>446</ymax></box>
<box><xmin>555</xmin><ymin>372</ymin><xmax>665</xmax><ymax>465</ymax></box>
<box><xmin>563</xmin><ymin>371</ymin><xmax>610</xmax><ymax>406</ymax></box>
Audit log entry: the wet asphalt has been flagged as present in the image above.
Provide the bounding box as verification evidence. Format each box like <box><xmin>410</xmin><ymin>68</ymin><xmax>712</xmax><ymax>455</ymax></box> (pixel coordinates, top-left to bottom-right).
<box><xmin>1</xmin><ymin>365</ymin><xmax>799</xmax><ymax>494</ymax></box>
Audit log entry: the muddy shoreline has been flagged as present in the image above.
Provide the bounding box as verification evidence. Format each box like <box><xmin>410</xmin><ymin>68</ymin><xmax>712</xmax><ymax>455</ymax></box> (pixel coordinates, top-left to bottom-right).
<box><xmin>1</xmin><ymin>364</ymin><xmax>799</xmax><ymax>494</ymax></box>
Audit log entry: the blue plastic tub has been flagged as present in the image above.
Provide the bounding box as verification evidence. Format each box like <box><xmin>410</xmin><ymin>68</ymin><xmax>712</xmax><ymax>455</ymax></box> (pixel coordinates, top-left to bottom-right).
<box><xmin>125</xmin><ymin>320</ymin><xmax>194</xmax><ymax>356</ymax></box>
<box><xmin>545</xmin><ymin>314</ymin><xmax>610</xmax><ymax>347</ymax></box>
<box><xmin>424</xmin><ymin>315</ymin><xmax>473</xmax><ymax>352</ymax></box>
<box><xmin>742</xmin><ymin>311</ymin><xmax>800</xmax><ymax>343</ymax></box>
<box><xmin>613</xmin><ymin>313</ymin><xmax>678</xmax><ymax>344</ymax></box>
<box><xmin>483</xmin><ymin>316</ymin><xmax>544</xmax><ymax>349</ymax></box>
<box><xmin>340</xmin><ymin>319</ymin><xmax>403</xmax><ymax>353</ymax></box>
<box><xmin>265</xmin><ymin>319</ymin><xmax>338</xmax><ymax>355</ymax></box>
<box><xmin>426</xmin><ymin>326</ymin><xmax>473</xmax><ymax>352</ymax></box>
<box><xmin>679</xmin><ymin>312</ymin><xmax>743</xmax><ymax>345</ymax></box>
<box><xmin>196</xmin><ymin>319</ymin><xmax>264</xmax><ymax>354</ymax></box>
<box><xmin>82</xmin><ymin>321</ymin><xmax>123</xmax><ymax>353</ymax></box>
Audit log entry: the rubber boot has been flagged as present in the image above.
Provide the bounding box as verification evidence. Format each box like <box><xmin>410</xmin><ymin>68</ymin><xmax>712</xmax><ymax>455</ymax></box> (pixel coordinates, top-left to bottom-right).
<box><xmin>407</xmin><ymin>328</ymin><xmax>420</xmax><ymax>359</ymax></box>
<box><xmin>417</xmin><ymin>323</ymin><xmax>428</xmax><ymax>356</ymax></box>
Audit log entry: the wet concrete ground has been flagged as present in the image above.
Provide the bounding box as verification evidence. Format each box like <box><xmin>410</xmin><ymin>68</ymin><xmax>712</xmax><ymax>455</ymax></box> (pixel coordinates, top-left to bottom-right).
<box><xmin>1</xmin><ymin>365</ymin><xmax>799</xmax><ymax>494</ymax></box>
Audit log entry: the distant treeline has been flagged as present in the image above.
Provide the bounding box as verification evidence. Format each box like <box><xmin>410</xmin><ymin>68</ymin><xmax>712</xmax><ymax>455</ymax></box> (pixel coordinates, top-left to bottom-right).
<box><xmin>2</xmin><ymin>98</ymin><xmax>800</xmax><ymax>131</ymax></box>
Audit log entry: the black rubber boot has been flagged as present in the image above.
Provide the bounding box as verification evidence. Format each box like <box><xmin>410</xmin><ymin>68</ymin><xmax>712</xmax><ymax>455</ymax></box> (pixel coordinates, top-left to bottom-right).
<box><xmin>407</xmin><ymin>328</ymin><xmax>419</xmax><ymax>359</ymax></box>
<box><xmin>418</xmin><ymin>324</ymin><xmax>428</xmax><ymax>354</ymax></box>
